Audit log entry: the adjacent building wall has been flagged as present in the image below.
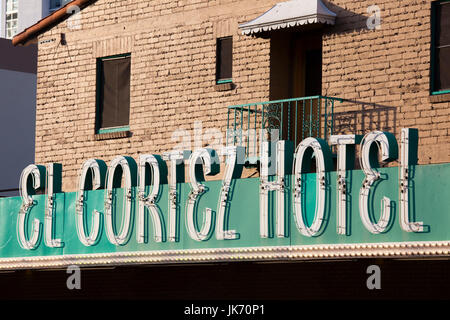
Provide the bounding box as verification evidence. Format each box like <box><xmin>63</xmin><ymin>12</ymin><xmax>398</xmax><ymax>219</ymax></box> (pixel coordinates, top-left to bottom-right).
<box><xmin>0</xmin><ymin>0</ymin><xmax>6</xmax><ymax>38</ymax></box>
<box><xmin>17</xmin><ymin>0</ymin><xmax>45</xmax><ymax>35</ymax></box>
<box><xmin>33</xmin><ymin>0</ymin><xmax>450</xmax><ymax>192</ymax></box>
<box><xmin>0</xmin><ymin>1</ymin><xmax>67</xmax><ymax>39</ymax></box>
<box><xmin>0</xmin><ymin>38</ymin><xmax>37</xmax><ymax>197</ymax></box>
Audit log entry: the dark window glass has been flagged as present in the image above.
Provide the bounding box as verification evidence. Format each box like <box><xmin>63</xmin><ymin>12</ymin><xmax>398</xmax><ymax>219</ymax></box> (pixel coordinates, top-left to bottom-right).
<box><xmin>216</xmin><ymin>37</ymin><xmax>232</xmax><ymax>81</ymax></box>
<box><xmin>49</xmin><ymin>0</ymin><xmax>61</xmax><ymax>9</ymax></box>
<box><xmin>305</xmin><ymin>49</ymin><xmax>322</xmax><ymax>97</ymax></box>
<box><xmin>97</xmin><ymin>54</ymin><xmax>131</xmax><ymax>130</ymax></box>
<box><xmin>436</xmin><ymin>47</ymin><xmax>450</xmax><ymax>91</ymax></box>
<box><xmin>432</xmin><ymin>2</ymin><xmax>450</xmax><ymax>92</ymax></box>
<box><xmin>436</xmin><ymin>2</ymin><xmax>450</xmax><ymax>46</ymax></box>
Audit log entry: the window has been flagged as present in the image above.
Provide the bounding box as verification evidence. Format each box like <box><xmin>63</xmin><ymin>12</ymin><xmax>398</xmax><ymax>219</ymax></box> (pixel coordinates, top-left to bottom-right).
<box><xmin>216</xmin><ymin>37</ymin><xmax>233</xmax><ymax>84</ymax></box>
<box><xmin>5</xmin><ymin>0</ymin><xmax>18</xmax><ymax>39</ymax></box>
<box><xmin>49</xmin><ymin>0</ymin><xmax>61</xmax><ymax>10</ymax></box>
<box><xmin>49</xmin><ymin>0</ymin><xmax>71</xmax><ymax>10</ymax></box>
<box><xmin>269</xmin><ymin>32</ymin><xmax>323</xmax><ymax>142</ymax></box>
<box><xmin>431</xmin><ymin>0</ymin><xmax>450</xmax><ymax>94</ymax></box>
<box><xmin>96</xmin><ymin>54</ymin><xmax>131</xmax><ymax>134</ymax></box>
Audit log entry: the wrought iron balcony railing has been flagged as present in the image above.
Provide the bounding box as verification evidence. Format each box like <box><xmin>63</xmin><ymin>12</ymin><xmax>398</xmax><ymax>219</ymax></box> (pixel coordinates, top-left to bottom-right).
<box><xmin>226</xmin><ymin>95</ymin><xmax>343</xmax><ymax>164</ymax></box>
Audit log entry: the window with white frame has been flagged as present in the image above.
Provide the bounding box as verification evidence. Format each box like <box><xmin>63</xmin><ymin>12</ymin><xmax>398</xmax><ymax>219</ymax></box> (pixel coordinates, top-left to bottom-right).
<box><xmin>5</xmin><ymin>0</ymin><xmax>18</xmax><ymax>39</ymax></box>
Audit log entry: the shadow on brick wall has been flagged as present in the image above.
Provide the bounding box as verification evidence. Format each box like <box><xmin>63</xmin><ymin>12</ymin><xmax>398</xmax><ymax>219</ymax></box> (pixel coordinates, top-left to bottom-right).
<box><xmin>323</xmin><ymin>0</ymin><xmax>372</xmax><ymax>34</ymax></box>
<box><xmin>333</xmin><ymin>99</ymin><xmax>397</xmax><ymax>136</ymax></box>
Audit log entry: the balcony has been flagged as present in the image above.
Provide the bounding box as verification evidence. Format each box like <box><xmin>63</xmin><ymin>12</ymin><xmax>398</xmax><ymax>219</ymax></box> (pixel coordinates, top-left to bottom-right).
<box><xmin>226</xmin><ymin>95</ymin><xmax>343</xmax><ymax>164</ymax></box>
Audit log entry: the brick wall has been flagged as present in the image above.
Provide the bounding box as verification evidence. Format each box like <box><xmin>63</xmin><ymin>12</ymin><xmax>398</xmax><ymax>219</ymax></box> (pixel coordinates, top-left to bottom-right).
<box><xmin>322</xmin><ymin>0</ymin><xmax>450</xmax><ymax>165</ymax></box>
<box><xmin>34</xmin><ymin>0</ymin><xmax>449</xmax><ymax>191</ymax></box>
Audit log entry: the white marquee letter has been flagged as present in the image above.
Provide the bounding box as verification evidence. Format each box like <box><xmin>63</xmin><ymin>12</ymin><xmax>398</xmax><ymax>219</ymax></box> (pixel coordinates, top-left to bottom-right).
<box><xmin>293</xmin><ymin>138</ymin><xmax>332</xmax><ymax>237</ymax></box>
<box><xmin>359</xmin><ymin>131</ymin><xmax>398</xmax><ymax>234</ymax></box>
<box><xmin>399</xmin><ymin>128</ymin><xmax>424</xmax><ymax>232</ymax></box>
<box><xmin>44</xmin><ymin>163</ymin><xmax>63</xmax><ymax>248</ymax></box>
<box><xmin>137</xmin><ymin>154</ymin><xmax>165</xmax><ymax>243</ymax></box>
<box><xmin>329</xmin><ymin>135</ymin><xmax>362</xmax><ymax>235</ymax></box>
<box><xmin>163</xmin><ymin>150</ymin><xmax>191</xmax><ymax>242</ymax></box>
<box><xmin>216</xmin><ymin>146</ymin><xmax>244</xmax><ymax>240</ymax></box>
<box><xmin>186</xmin><ymin>148</ymin><xmax>219</xmax><ymax>241</ymax></box>
<box><xmin>260</xmin><ymin>141</ymin><xmax>293</xmax><ymax>238</ymax></box>
<box><xmin>18</xmin><ymin>165</ymin><xmax>45</xmax><ymax>250</ymax></box>
<box><xmin>76</xmin><ymin>159</ymin><xmax>106</xmax><ymax>246</ymax></box>
<box><xmin>104</xmin><ymin>156</ymin><xmax>137</xmax><ymax>246</ymax></box>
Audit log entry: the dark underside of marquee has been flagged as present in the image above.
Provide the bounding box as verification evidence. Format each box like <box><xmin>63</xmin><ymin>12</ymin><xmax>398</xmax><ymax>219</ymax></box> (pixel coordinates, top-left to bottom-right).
<box><xmin>0</xmin><ymin>259</ymin><xmax>449</xmax><ymax>301</ymax></box>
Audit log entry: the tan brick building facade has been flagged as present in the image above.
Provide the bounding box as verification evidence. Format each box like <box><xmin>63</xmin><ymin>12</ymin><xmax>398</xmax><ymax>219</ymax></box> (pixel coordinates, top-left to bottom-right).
<box><xmin>14</xmin><ymin>0</ymin><xmax>450</xmax><ymax>191</ymax></box>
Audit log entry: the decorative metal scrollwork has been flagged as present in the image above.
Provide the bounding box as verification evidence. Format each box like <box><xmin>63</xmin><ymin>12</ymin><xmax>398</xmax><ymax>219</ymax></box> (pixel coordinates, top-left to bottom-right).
<box><xmin>262</xmin><ymin>103</ymin><xmax>282</xmax><ymax>141</ymax></box>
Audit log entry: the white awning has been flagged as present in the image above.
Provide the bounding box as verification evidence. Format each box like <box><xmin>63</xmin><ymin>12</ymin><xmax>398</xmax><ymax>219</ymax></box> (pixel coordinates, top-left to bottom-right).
<box><xmin>239</xmin><ymin>0</ymin><xmax>337</xmax><ymax>36</ymax></box>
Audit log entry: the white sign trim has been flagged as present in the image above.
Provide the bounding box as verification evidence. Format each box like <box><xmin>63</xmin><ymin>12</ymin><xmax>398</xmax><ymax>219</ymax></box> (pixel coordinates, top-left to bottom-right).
<box><xmin>0</xmin><ymin>241</ymin><xmax>449</xmax><ymax>270</ymax></box>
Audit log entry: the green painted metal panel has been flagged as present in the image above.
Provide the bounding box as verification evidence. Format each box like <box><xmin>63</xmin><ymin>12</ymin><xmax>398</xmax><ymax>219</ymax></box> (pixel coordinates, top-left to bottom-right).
<box><xmin>431</xmin><ymin>89</ymin><xmax>450</xmax><ymax>95</ymax></box>
<box><xmin>0</xmin><ymin>163</ymin><xmax>449</xmax><ymax>259</ymax></box>
<box><xmin>97</xmin><ymin>126</ymin><xmax>130</xmax><ymax>134</ymax></box>
<box><xmin>216</xmin><ymin>79</ymin><xmax>232</xmax><ymax>84</ymax></box>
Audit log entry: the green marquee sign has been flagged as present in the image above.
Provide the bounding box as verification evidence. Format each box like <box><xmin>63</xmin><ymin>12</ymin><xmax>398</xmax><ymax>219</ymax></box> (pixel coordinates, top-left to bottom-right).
<box><xmin>0</xmin><ymin>129</ymin><xmax>449</xmax><ymax>269</ymax></box>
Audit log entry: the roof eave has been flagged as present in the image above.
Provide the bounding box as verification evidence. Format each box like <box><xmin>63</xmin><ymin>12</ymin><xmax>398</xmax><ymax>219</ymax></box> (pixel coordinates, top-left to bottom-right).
<box><xmin>12</xmin><ymin>0</ymin><xmax>96</xmax><ymax>46</ymax></box>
